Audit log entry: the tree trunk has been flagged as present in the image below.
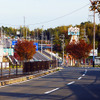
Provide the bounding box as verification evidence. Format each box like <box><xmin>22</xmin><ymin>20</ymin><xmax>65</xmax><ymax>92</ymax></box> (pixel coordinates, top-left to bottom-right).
<box><xmin>77</xmin><ymin>59</ymin><xmax>81</xmax><ymax>67</ymax></box>
<box><xmin>85</xmin><ymin>58</ymin><xmax>86</xmax><ymax>67</ymax></box>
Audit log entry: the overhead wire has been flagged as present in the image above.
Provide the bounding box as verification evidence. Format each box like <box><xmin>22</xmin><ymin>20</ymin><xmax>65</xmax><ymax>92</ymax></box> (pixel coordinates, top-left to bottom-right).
<box><xmin>28</xmin><ymin>3</ymin><xmax>89</xmax><ymax>26</ymax></box>
<box><xmin>0</xmin><ymin>3</ymin><xmax>89</xmax><ymax>27</ymax></box>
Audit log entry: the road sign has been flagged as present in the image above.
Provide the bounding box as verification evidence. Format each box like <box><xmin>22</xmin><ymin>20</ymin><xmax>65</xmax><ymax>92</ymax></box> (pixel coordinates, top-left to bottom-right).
<box><xmin>33</xmin><ymin>43</ymin><xmax>38</xmax><ymax>51</ymax></box>
<box><xmin>12</xmin><ymin>40</ymin><xmax>17</xmax><ymax>45</ymax></box>
<box><xmin>89</xmin><ymin>49</ymin><xmax>98</xmax><ymax>56</ymax></box>
<box><xmin>68</xmin><ymin>27</ymin><xmax>80</xmax><ymax>35</ymax></box>
<box><xmin>3</xmin><ymin>48</ymin><xmax>14</xmax><ymax>56</ymax></box>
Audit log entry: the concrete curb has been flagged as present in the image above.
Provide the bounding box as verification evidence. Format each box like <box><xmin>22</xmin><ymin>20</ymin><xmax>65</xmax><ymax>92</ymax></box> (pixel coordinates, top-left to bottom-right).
<box><xmin>0</xmin><ymin>67</ymin><xmax>63</xmax><ymax>87</ymax></box>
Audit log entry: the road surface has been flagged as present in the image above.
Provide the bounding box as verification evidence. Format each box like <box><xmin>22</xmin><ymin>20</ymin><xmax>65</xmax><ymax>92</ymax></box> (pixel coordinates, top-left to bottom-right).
<box><xmin>0</xmin><ymin>67</ymin><xmax>100</xmax><ymax>100</ymax></box>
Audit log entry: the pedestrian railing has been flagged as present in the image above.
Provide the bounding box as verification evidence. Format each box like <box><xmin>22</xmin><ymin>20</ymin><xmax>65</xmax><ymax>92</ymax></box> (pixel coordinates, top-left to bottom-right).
<box><xmin>0</xmin><ymin>60</ymin><xmax>57</xmax><ymax>80</ymax></box>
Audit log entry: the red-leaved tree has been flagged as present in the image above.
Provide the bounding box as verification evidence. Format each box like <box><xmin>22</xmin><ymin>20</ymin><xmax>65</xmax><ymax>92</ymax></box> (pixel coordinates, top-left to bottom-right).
<box><xmin>66</xmin><ymin>40</ymin><xmax>92</xmax><ymax>66</ymax></box>
<box><xmin>14</xmin><ymin>40</ymin><xmax>36</xmax><ymax>61</ymax></box>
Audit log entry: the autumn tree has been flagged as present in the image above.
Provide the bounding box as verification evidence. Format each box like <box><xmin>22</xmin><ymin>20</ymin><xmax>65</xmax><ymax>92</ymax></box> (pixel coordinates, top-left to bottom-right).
<box><xmin>14</xmin><ymin>40</ymin><xmax>36</xmax><ymax>61</ymax></box>
<box><xmin>66</xmin><ymin>40</ymin><xmax>92</xmax><ymax>66</ymax></box>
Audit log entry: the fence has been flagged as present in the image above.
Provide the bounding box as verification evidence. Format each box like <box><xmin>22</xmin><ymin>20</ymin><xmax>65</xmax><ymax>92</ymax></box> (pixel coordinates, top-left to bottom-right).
<box><xmin>0</xmin><ymin>60</ymin><xmax>57</xmax><ymax>80</ymax></box>
<box><xmin>0</xmin><ymin>62</ymin><xmax>9</xmax><ymax>69</ymax></box>
<box><xmin>23</xmin><ymin>60</ymin><xmax>57</xmax><ymax>74</ymax></box>
<box><xmin>0</xmin><ymin>62</ymin><xmax>20</xmax><ymax>79</ymax></box>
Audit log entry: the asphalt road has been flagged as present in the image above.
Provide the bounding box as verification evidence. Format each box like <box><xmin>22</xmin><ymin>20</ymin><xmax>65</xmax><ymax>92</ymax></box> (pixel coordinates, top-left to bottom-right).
<box><xmin>0</xmin><ymin>66</ymin><xmax>100</xmax><ymax>100</ymax></box>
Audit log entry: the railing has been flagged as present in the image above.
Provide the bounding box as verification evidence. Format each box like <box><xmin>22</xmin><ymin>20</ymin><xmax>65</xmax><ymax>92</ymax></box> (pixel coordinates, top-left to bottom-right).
<box><xmin>0</xmin><ymin>62</ymin><xmax>21</xmax><ymax>79</ymax></box>
<box><xmin>23</xmin><ymin>60</ymin><xmax>57</xmax><ymax>74</ymax></box>
<box><xmin>0</xmin><ymin>60</ymin><xmax>57</xmax><ymax>80</ymax></box>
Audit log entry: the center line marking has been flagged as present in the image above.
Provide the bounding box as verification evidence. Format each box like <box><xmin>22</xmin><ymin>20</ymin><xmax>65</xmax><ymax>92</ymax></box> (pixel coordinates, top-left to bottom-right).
<box><xmin>44</xmin><ymin>88</ymin><xmax>59</xmax><ymax>94</ymax></box>
<box><xmin>67</xmin><ymin>81</ymin><xmax>75</xmax><ymax>85</ymax></box>
<box><xmin>78</xmin><ymin>77</ymin><xmax>82</xmax><ymax>80</ymax></box>
<box><xmin>82</xmin><ymin>74</ymin><xmax>85</xmax><ymax>76</ymax></box>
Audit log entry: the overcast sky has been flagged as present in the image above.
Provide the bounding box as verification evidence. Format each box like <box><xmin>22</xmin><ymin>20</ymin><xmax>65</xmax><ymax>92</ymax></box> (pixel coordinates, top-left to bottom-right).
<box><xmin>0</xmin><ymin>0</ymin><xmax>99</xmax><ymax>30</ymax></box>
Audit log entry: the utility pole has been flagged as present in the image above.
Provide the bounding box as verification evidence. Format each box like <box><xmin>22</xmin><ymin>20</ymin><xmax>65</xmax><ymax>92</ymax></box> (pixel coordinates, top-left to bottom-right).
<box><xmin>93</xmin><ymin>10</ymin><xmax>96</xmax><ymax>67</ymax></box>
<box><xmin>26</xmin><ymin>26</ymin><xmax>27</xmax><ymax>40</ymax></box>
<box><xmin>60</xmin><ymin>34</ymin><xmax>65</xmax><ymax>64</ymax></box>
<box><xmin>45</xmin><ymin>35</ymin><xmax>47</xmax><ymax>44</ymax></box>
<box><xmin>89</xmin><ymin>0</ymin><xmax>100</xmax><ymax>67</ymax></box>
<box><xmin>23</xmin><ymin>16</ymin><xmax>27</xmax><ymax>40</ymax></box>
<box><xmin>41</xmin><ymin>26</ymin><xmax>43</xmax><ymax>53</ymax></box>
<box><xmin>1</xmin><ymin>27</ymin><xmax>3</xmax><ymax>44</ymax></box>
<box><xmin>51</xmin><ymin>35</ymin><xmax>54</xmax><ymax>60</ymax></box>
<box><xmin>24</xmin><ymin>16</ymin><xmax>25</xmax><ymax>27</ymax></box>
<box><xmin>0</xmin><ymin>26</ymin><xmax>4</xmax><ymax>46</ymax></box>
<box><xmin>37</xmin><ymin>29</ymin><xmax>38</xmax><ymax>43</ymax></box>
<box><xmin>62</xmin><ymin>35</ymin><xmax>65</xmax><ymax>64</ymax></box>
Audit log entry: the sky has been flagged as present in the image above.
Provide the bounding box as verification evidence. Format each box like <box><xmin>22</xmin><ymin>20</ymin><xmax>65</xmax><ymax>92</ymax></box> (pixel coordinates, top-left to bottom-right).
<box><xmin>0</xmin><ymin>0</ymin><xmax>99</xmax><ymax>30</ymax></box>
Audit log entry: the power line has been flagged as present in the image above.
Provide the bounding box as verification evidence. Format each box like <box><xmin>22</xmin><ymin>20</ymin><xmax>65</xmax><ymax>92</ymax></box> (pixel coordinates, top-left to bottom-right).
<box><xmin>0</xmin><ymin>23</ymin><xmax>21</xmax><ymax>27</ymax></box>
<box><xmin>28</xmin><ymin>3</ymin><xmax>89</xmax><ymax>26</ymax></box>
<box><xmin>0</xmin><ymin>3</ymin><xmax>89</xmax><ymax>27</ymax></box>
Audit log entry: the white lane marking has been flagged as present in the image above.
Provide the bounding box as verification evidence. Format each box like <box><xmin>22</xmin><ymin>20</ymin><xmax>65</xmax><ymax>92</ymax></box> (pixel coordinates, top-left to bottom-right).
<box><xmin>67</xmin><ymin>81</ymin><xmax>75</xmax><ymax>85</ymax></box>
<box><xmin>82</xmin><ymin>74</ymin><xmax>85</xmax><ymax>76</ymax></box>
<box><xmin>85</xmin><ymin>69</ymin><xmax>87</xmax><ymax>74</ymax></box>
<box><xmin>44</xmin><ymin>88</ymin><xmax>59</xmax><ymax>94</ymax></box>
<box><xmin>78</xmin><ymin>77</ymin><xmax>82</xmax><ymax>80</ymax></box>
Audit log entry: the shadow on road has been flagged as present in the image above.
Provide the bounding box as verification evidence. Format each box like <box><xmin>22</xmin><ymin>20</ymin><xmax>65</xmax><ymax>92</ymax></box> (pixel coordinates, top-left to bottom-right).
<box><xmin>0</xmin><ymin>92</ymin><xmax>63</xmax><ymax>100</ymax></box>
<box><xmin>62</xmin><ymin>69</ymin><xmax>100</xmax><ymax>100</ymax></box>
<box><xmin>0</xmin><ymin>68</ymin><xmax>100</xmax><ymax>100</ymax></box>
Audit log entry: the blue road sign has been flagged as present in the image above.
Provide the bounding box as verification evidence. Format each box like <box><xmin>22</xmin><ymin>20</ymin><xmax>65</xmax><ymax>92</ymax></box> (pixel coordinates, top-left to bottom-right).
<box><xmin>33</xmin><ymin>43</ymin><xmax>38</xmax><ymax>51</ymax></box>
<box><xmin>12</xmin><ymin>41</ymin><xmax>17</xmax><ymax>45</ymax></box>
